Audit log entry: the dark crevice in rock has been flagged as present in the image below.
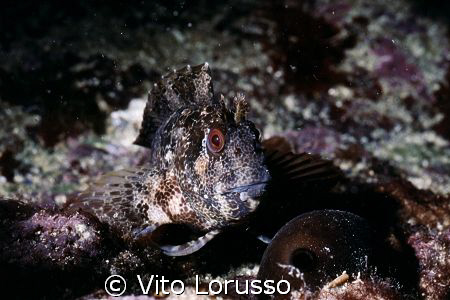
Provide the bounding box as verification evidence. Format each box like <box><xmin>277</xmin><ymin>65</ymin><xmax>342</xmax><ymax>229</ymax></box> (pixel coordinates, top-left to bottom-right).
<box><xmin>433</xmin><ymin>67</ymin><xmax>450</xmax><ymax>141</ymax></box>
<box><xmin>0</xmin><ymin>53</ymin><xmax>157</xmax><ymax>147</ymax></box>
<box><xmin>257</xmin><ymin>0</ymin><xmax>356</xmax><ymax>94</ymax></box>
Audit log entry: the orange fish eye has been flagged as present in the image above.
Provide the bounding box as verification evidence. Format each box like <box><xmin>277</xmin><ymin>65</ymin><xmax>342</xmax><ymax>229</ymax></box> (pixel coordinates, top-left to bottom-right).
<box><xmin>207</xmin><ymin>128</ymin><xmax>225</xmax><ymax>153</ymax></box>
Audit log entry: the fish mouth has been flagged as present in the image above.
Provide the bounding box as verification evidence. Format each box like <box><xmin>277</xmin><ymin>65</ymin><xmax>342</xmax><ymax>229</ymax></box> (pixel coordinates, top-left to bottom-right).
<box><xmin>221</xmin><ymin>181</ymin><xmax>268</xmax><ymax>196</ymax></box>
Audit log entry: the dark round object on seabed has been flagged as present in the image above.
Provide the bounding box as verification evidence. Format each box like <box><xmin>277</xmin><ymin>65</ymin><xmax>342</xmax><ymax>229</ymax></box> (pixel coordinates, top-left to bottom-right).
<box><xmin>258</xmin><ymin>210</ymin><xmax>372</xmax><ymax>292</ymax></box>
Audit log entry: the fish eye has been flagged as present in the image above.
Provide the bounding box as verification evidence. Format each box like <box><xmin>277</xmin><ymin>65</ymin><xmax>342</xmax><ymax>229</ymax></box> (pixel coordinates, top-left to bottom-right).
<box><xmin>207</xmin><ymin>128</ymin><xmax>225</xmax><ymax>153</ymax></box>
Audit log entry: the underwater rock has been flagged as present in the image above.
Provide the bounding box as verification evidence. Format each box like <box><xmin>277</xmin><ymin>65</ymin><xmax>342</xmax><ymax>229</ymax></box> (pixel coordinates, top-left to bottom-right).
<box><xmin>0</xmin><ymin>52</ymin><xmax>155</xmax><ymax>147</ymax></box>
<box><xmin>408</xmin><ymin>227</ymin><xmax>450</xmax><ymax>300</ymax></box>
<box><xmin>282</xmin><ymin>127</ymin><xmax>345</xmax><ymax>158</ymax></box>
<box><xmin>314</xmin><ymin>275</ymin><xmax>403</xmax><ymax>300</ymax></box>
<box><xmin>0</xmin><ymin>199</ymin><xmax>119</xmax><ymax>298</ymax></box>
<box><xmin>4</xmin><ymin>211</ymin><xmax>114</xmax><ymax>268</ymax></box>
<box><xmin>257</xmin><ymin>210</ymin><xmax>373</xmax><ymax>294</ymax></box>
<box><xmin>0</xmin><ymin>0</ymin><xmax>449</xmax><ymax>298</ymax></box>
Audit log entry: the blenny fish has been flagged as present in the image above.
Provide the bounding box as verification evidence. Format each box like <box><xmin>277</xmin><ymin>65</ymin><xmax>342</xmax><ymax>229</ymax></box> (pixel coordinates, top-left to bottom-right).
<box><xmin>68</xmin><ymin>63</ymin><xmax>337</xmax><ymax>256</ymax></box>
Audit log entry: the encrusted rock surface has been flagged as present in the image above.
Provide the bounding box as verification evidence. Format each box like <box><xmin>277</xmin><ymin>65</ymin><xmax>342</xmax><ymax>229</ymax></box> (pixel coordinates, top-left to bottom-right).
<box><xmin>0</xmin><ymin>0</ymin><xmax>449</xmax><ymax>299</ymax></box>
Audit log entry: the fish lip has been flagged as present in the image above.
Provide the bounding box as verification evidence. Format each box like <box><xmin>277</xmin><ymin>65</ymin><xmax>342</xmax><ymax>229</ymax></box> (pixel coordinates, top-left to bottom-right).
<box><xmin>221</xmin><ymin>181</ymin><xmax>269</xmax><ymax>195</ymax></box>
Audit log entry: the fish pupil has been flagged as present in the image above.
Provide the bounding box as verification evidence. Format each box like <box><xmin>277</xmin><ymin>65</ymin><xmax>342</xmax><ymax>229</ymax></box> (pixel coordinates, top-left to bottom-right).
<box><xmin>212</xmin><ymin>135</ymin><xmax>220</xmax><ymax>147</ymax></box>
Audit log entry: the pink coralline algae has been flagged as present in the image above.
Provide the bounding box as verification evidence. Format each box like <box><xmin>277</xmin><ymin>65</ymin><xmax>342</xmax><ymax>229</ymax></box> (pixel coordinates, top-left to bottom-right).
<box><xmin>408</xmin><ymin>228</ymin><xmax>450</xmax><ymax>300</ymax></box>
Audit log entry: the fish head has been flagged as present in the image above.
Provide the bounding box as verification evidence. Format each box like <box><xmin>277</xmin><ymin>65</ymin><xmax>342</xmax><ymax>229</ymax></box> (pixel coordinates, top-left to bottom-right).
<box><xmin>171</xmin><ymin>95</ymin><xmax>270</xmax><ymax>227</ymax></box>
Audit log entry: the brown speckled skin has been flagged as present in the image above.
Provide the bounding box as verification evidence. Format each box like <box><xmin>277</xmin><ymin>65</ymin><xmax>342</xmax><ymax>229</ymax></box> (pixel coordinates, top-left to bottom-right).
<box><xmin>68</xmin><ymin>63</ymin><xmax>270</xmax><ymax>242</ymax></box>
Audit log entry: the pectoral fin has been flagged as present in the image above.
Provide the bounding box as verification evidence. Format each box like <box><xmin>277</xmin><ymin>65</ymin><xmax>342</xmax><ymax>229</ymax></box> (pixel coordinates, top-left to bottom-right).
<box><xmin>159</xmin><ymin>229</ymin><xmax>221</xmax><ymax>256</ymax></box>
<box><xmin>257</xmin><ymin>235</ymin><xmax>273</xmax><ymax>244</ymax></box>
<box><xmin>263</xmin><ymin>136</ymin><xmax>341</xmax><ymax>193</ymax></box>
<box><xmin>65</xmin><ymin>167</ymin><xmax>157</xmax><ymax>239</ymax></box>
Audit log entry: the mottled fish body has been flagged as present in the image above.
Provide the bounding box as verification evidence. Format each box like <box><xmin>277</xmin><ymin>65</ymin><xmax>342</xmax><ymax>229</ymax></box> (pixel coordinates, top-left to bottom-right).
<box><xmin>68</xmin><ymin>63</ymin><xmax>270</xmax><ymax>255</ymax></box>
<box><xmin>68</xmin><ymin>63</ymin><xmax>339</xmax><ymax>256</ymax></box>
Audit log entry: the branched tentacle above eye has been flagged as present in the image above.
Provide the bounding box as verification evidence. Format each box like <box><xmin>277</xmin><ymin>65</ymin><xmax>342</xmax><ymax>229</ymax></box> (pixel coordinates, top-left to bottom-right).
<box><xmin>234</xmin><ymin>93</ymin><xmax>249</xmax><ymax>123</ymax></box>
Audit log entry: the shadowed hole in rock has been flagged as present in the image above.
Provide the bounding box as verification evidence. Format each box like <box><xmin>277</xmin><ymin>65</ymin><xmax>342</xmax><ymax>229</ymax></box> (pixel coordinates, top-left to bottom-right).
<box><xmin>0</xmin><ymin>150</ymin><xmax>21</xmax><ymax>182</ymax></box>
<box><xmin>290</xmin><ymin>248</ymin><xmax>317</xmax><ymax>272</ymax></box>
<box><xmin>251</xmin><ymin>177</ymin><xmax>421</xmax><ymax>294</ymax></box>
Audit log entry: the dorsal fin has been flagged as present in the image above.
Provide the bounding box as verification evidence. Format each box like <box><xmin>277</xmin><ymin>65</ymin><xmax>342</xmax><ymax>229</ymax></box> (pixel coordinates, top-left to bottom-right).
<box><xmin>135</xmin><ymin>63</ymin><xmax>215</xmax><ymax>148</ymax></box>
